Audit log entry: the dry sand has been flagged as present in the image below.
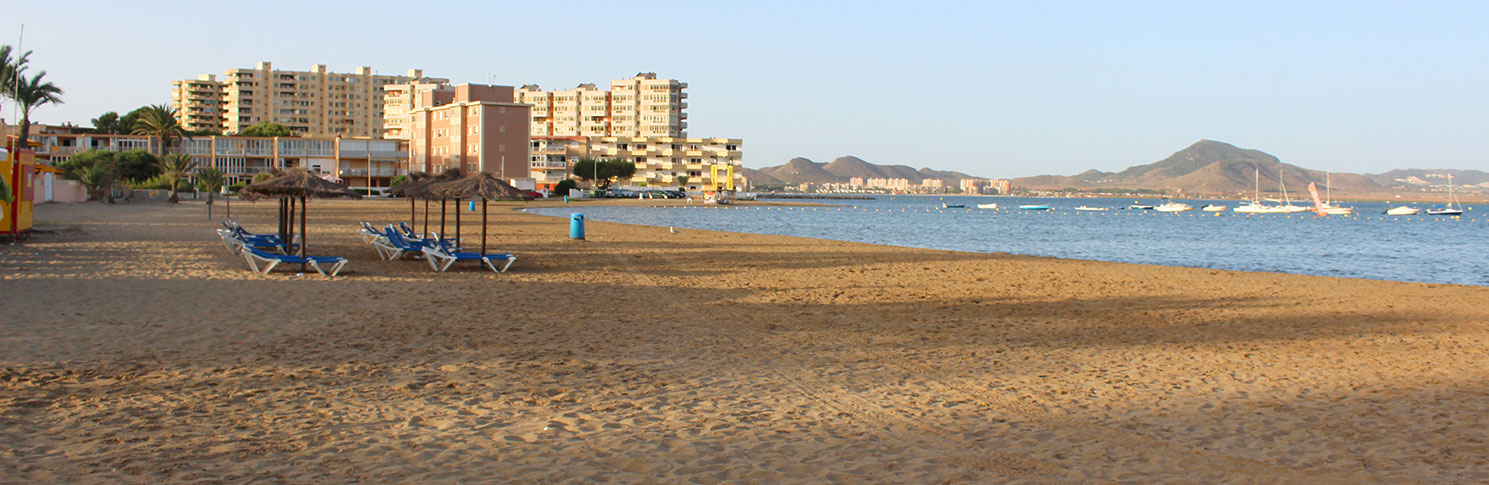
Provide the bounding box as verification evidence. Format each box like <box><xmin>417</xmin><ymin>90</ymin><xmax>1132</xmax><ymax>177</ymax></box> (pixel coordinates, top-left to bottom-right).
<box><xmin>2</xmin><ymin>198</ymin><xmax>1487</xmax><ymax>482</ymax></box>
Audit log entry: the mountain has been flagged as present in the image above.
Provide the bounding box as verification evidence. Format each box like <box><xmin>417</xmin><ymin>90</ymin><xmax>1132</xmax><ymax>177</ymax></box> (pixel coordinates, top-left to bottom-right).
<box><xmin>1012</xmin><ymin>140</ymin><xmax>1389</xmax><ymax>195</ymax></box>
<box><xmin>750</xmin><ymin>155</ymin><xmax>980</xmax><ymax>185</ymax></box>
<box><xmin>1366</xmin><ymin>169</ymin><xmax>1489</xmax><ymax>189</ymax></box>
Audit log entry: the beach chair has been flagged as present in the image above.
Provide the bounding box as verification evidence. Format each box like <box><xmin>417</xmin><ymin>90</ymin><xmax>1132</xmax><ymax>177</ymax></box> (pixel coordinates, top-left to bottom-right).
<box><xmin>420</xmin><ymin>244</ymin><xmax>516</xmax><ymax>273</ymax></box>
<box><xmin>372</xmin><ymin>227</ymin><xmax>435</xmax><ymax>260</ymax></box>
<box><xmin>358</xmin><ymin>222</ymin><xmax>386</xmax><ymax>244</ymax></box>
<box><xmin>241</xmin><ymin>246</ymin><xmax>348</xmax><ymax>278</ymax></box>
<box><xmin>217</xmin><ymin>228</ymin><xmax>296</xmax><ymax>255</ymax></box>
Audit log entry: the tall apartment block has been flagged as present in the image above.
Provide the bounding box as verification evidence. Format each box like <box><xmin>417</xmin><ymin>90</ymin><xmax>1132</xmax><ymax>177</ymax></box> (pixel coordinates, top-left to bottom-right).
<box><xmin>171</xmin><ymin>62</ymin><xmax>447</xmax><ymax>137</ymax></box>
<box><xmin>407</xmin><ymin>84</ymin><xmax>532</xmax><ymax>180</ymax></box>
<box><xmin>518</xmin><ymin>72</ymin><xmax>687</xmax><ymax>138</ymax></box>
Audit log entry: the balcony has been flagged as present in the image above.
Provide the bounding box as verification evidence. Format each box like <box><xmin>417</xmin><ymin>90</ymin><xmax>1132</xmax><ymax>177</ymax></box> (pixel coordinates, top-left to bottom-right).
<box><xmin>338</xmin><ymin>168</ymin><xmax>399</xmax><ymax>177</ymax></box>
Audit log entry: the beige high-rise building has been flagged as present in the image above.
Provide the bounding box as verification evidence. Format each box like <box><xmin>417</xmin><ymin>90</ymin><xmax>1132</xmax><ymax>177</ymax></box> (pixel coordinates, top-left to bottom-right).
<box><xmin>171</xmin><ymin>75</ymin><xmax>227</xmax><ymax>133</ymax></box>
<box><xmin>171</xmin><ymin>62</ymin><xmax>447</xmax><ymax>137</ymax></box>
<box><xmin>518</xmin><ymin>73</ymin><xmax>687</xmax><ymax>138</ymax></box>
<box><xmin>382</xmin><ymin>81</ymin><xmax>451</xmax><ymax>140</ymax></box>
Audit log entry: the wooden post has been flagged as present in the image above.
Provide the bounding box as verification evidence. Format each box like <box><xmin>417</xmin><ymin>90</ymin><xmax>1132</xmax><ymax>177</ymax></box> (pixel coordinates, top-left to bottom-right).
<box><xmin>440</xmin><ymin>199</ymin><xmax>446</xmax><ymax>240</ymax></box>
<box><xmin>409</xmin><ymin>197</ymin><xmax>415</xmax><ymax>230</ymax></box>
<box><xmin>299</xmin><ymin>195</ymin><xmax>307</xmax><ymax>273</ymax></box>
<box><xmin>422</xmin><ymin>199</ymin><xmax>429</xmax><ymax>237</ymax></box>
<box><xmin>454</xmin><ymin>197</ymin><xmax>461</xmax><ymax>248</ymax></box>
<box><xmin>481</xmin><ymin>199</ymin><xmax>487</xmax><ymax>255</ymax></box>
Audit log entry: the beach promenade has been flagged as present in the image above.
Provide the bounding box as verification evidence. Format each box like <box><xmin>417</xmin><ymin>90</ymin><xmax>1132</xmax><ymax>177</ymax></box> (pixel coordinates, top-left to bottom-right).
<box><xmin>3</xmin><ymin>199</ymin><xmax>1487</xmax><ymax>482</ymax></box>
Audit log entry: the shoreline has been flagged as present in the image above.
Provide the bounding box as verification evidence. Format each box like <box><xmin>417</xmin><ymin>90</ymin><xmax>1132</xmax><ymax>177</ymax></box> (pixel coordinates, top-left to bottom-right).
<box><xmin>4</xmin><ymin>199</ymin><xmax>1487</xmax><ymax>481</ymax></box>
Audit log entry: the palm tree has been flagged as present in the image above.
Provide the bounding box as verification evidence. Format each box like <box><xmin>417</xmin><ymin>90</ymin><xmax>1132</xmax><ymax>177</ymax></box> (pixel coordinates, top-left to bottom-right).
<box><xmin>131</xmin><ymin>104</ymin><xmax>185</xmax><ymax>157</ymax></box>
<box><xmin>195</xmin><ymin>166</ymin><xmax>226</xmax><ymax>218</ymax></box>
<box><xmin>78</xmin><ymin>166</ymin><xmax>113</xmax><ymax>202</ymax></box>
<box><xmin>0</xmin><ymin>45</ymin><xmax>30</xmax><ymax>114</ymax></box>
<box><xmin>10</xmin><ymin>70</ymin><xmax>63</xmax><ymax>150</ymax></box>
<box><xmin>160</xmin><ymin>153</ymin><xmax>199</xmax><ymax>203</ymax></box>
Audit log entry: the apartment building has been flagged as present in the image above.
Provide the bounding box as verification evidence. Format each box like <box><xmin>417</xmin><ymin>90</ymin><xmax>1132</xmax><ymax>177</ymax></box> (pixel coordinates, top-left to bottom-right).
<box><xmin>382</xmin><ymin>81</ymin><xmax>451</xmax><ymax>140</ymax></box>
<box><xmin>23</xmin><ymin>123</ymin><xmax>407</xmax><ymax>191</ymax></box>
<box><xmin>172</xmin><ymin>62</ymin><xmax>447</xmax><ymax>137</ymax></box>
<box><xmin>519</xmin><ymin>73</ymin><xmax>688</xmax><ymax>138</ymax></box>
<box><xmin>171</xmin><ymin>75</ymin><xmax>227</xmax><ymax>133</ymax></box>
<box><xmin>407</xmin><ymin>84</ymin><xmax>532</xmax><ymax>180</ymax></box>
<box><xmin>527</xmin><ymin>136</ymin><xmax>740</xmax><ymax>191</ymax></box>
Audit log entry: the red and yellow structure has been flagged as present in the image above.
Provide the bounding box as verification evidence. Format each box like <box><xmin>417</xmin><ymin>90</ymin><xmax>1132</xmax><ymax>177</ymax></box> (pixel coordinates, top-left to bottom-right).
<box><xmin>2</xmin><ymin>138</ymin><xmax>37</xmax><ymax>240</ymax></box>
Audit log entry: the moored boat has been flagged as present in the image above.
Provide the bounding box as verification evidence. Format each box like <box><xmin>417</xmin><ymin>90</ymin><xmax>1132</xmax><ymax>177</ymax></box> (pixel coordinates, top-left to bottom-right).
<box><xmin>1385</xmin><ymin>206</ymin><xmax>1419</xmax><ymax>216</ymax></box>
<box><xmin>1073</xmin><ymin>206</ymin><xmax>1109</xmax><ymax>211</ymax></box>
<box><xmin>1155</xmin><ymin>201</ymin><xmax>1194</xmax><ymax>212</ymax></box>
<box><xmin>975</xmin><ymin>203</ymin><xmax>998</xmax><ymax>209</ymax></box>
<box><xmin>941</xmin><ymin>202</ymin><xmax>965</xmax><ymax>208</ymax></box>
<box><xmin>1201</xmin><ymin>204</ymin><xmax>1227</xmax><ymax>212</ymax></box>
<box><xmin>1425</xmin><ymin>173</ymin><xmax>1464</xmax><ymax>216</ymax></box>
<box><xmin>1018</xmin><ymin>204</ymin><xmax>1050</xmax><ymax>210</ymax></box>
<box><xmin>1128</xmin><ymin>204</ymin><xmax>1155</xmax><ymax>210</ymax></box>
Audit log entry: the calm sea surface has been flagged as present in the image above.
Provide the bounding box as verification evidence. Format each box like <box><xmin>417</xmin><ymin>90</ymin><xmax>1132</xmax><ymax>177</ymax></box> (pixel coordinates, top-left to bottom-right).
<box><xmin>525</xmin><ymin>195</ymin><xmax>1489</xmax><ymax>286</ymax></box>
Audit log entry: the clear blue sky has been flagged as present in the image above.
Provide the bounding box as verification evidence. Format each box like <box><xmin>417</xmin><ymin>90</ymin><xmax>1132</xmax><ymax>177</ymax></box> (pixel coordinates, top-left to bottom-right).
<box><xmin>5</xmin><ymin>1</ymin><xmax>1486</xmax><ymax>178</ymax></box>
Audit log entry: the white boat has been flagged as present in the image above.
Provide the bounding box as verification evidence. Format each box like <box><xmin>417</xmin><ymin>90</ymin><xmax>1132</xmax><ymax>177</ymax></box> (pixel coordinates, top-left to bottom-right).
<box><xmin>1155</xmin><ymin>201</ymin><xmax>1193</xmax><ymax>212</ymax></box>
<box><xmin>975</xmin><ymin>203</ymin><xmax>998</xmax><ymax>209</ymax></box>
<box><xmin>1234</xmin><ymin>168</ymin><xmax>1278</xmax><ymax>213</ymax></box>
<box><xmin>1128</xmin><ymin>204</ymin><xmax>1155</xmax><ymax>210</ymax></box>
<box><xmin>1073</xmin><ymin>205</ymin><xmax>1109</xmax><ymax>211</ymax></box>
<box><xmin>1317</xmin><ymin>172</ymin><xmax>1355</xmax><ymax>215</ymax></box>
<box><xmin>1386</xmin><ymin>206</ymin><xmax>1420</xmax><ymax>216</ymax></box>
<box><xmin>1272</xmin><ymin>169</ymin><xmax>1310</xmax><ymax>213</ymax></box>
<box><xmin>1426</xmin><ymin>173</ymin><xmax>1464</xmax><ymax>216</ymax></box>
<box><xmin>1201</xmin><ymin>204</ymin><xmax>1227</xmax><ymax>212</ymax></box>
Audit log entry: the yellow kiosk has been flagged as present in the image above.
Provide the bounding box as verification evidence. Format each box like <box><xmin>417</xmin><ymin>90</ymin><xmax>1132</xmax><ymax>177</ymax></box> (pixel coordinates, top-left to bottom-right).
<box><xmin>2</xmin><ymin>140</ymin><xmax>36</xmax><ymax>241</ymax></box>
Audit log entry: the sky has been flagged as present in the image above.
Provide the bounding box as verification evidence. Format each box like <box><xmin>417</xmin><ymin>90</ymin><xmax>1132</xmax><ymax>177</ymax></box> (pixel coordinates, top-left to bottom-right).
<box><xmin>3</xmin><ymin>0</ymin><xmax>1486</xmax><ymax>178</ymax></box>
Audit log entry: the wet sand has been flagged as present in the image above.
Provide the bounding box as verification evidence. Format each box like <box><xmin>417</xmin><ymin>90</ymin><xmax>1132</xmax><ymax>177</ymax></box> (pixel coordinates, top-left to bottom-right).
<box><xmin>2</xmin><ymin>198</ymin><xmax>1487</xmax><ymax>482</ymax></box>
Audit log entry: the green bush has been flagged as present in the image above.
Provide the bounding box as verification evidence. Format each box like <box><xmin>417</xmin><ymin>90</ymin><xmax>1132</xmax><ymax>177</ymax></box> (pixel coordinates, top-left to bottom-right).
<box><xmin>131</xmin><ymin>174</ymin><xmax>174</xmax><ymax>190</ymax></box>
<box><xmin>228</xmin><ymin>182</ymin><xmax>247</xmax><ymax>193</ymax></box>
<box><xmin>554</xmin><ymin>179</ymin><xmax>577</xmax><ymax>196</ymax></box>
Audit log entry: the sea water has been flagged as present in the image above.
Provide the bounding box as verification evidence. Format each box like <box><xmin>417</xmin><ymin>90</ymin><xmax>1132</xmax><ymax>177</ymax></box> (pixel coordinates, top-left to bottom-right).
<box><xmin>525</xmin><ymin>195</ymin><xmax>1489</xmax><ymax>286</ymax></box>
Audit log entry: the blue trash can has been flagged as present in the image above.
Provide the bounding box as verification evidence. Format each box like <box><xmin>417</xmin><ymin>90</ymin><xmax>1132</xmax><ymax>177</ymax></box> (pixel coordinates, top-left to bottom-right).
<box><xmin>468</xmin><ymin>200</ymin><xmax>476</xmax><ymax>212</ymax></box>
<box><xmin>569</xmin><ymin>213</ymin><xmax>585</xmax><ymax>240</ymax></box>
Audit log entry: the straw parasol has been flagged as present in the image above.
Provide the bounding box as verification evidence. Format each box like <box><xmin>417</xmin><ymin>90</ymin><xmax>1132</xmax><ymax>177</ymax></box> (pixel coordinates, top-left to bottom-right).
<box><xmin>239</xmin><ymin>168</ymin><xmax>362</xmax><ymax>270</ymax></box>
<box><xmin>386</xmin><ymin>171</ymin><xmax>432</xmax><ymax>233</ymax></box>
<box><xmin>394</xmin><ymin>168</ymin><xmax>463</xmax><ymax>239</ymax></box>
<box><xmin>426</xmin><ymin>172</ymin><xmax>531</xmax><ymax>254</ymax></box>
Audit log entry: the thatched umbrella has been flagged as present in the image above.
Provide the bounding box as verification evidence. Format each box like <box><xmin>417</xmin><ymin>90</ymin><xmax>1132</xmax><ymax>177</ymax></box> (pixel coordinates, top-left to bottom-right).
<box><xmin>386</xmin><ymin>171</ymin><xmax>432</xmax><ymax>233</ymax></box>
<box><xmin>239</xmin><ymin>168</ymin><xmax>362</xmax><ymax>270</ymax></box>
<box><xmin>427</xmin><ymin>172</ymin><xmax>531</xmax><ymax>254</ymax></box>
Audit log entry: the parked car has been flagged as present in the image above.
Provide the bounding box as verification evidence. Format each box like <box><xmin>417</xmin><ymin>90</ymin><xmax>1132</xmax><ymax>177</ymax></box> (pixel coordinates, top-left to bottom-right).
<box><xmin>522</xmin><ymin>190</ymin><xmax>544</xmax><ymax>199</ymax></box>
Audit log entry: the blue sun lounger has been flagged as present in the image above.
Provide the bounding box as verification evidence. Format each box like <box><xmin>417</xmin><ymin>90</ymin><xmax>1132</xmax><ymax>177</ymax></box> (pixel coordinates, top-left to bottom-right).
<box><xmin>241</xmin><ymin>246</ymin><xmax>348</xmax><ymax>278</ymax></box>
<box><xmin>420</xmin><ymin>244</ymin><xmax>516</xmax><ymax>273</ymax></box>
<box><xmin>371</xmin><ymin>227</ymin><xmax>438</xmax><ymax>260</ymax></box>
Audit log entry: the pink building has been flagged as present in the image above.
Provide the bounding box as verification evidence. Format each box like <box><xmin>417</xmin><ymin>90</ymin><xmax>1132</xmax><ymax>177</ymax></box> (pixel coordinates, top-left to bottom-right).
<box><xmin>408</xmin><ymin>84</ymin><xmax>532</xmax><ymax>180</ymax></box>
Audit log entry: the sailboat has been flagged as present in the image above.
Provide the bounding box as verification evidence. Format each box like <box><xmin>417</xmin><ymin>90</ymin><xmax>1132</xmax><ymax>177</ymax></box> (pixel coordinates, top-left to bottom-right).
<box><xmin>1273</xmin><ymin>169</ymin><xmax>1310</xmax><ymax>213</ymax></box>
<box><xmin>1426</xmin><ymin>173</ymin><xmax>1464</xmax><ymax>216</ymax></box>
<box><xmin>1317</xmin><ymin>172</ymin><xmax>1355</xmax><ymax>215</ymax></box>
<box><xmin>1232</xmin><ymin>167</ymin><xmax>1292</xmax><ymax>212</ymax></box>
<box><xmin>1232</xmin><ymin>168</ymin><xmax>1268</xmax><ymax>212</ymax></box>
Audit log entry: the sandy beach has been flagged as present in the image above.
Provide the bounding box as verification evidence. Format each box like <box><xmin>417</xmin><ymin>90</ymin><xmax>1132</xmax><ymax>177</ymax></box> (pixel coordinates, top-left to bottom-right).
<box><xmin>2</xmin><ymin>198</ymin><xmax>1487</xmax><ymax>482</ymax></box>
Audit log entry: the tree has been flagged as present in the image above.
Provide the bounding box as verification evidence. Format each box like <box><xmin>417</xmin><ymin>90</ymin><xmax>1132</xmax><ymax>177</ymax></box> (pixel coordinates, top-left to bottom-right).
<box><xmin>240</xmin><ymin>122</ymin><xmax>291</xmax><ymax>137</ymax></box>
<box><xmin>90</xmin><ymin>111</ymin><xmax>122</xmax><ymax>133</ymax></box>
<box><xmin>160</xmin><ymin>153</ymin><xmax>199</xmax><ymax>203</ymax></box>
<box><xmin>9</xmin><ymin>70</ymin><xmax>64</xmax><ymax>150</ymax></box>
<box><xmin>131</xmin><ymin>104</ymin><xmax>185</xmax><ymax>157</ymax></box>
<box><xmin>572</xmin><ymin>158</ymin><xmax>637</xmax><ymax>189</ymax></box>
<box><xmin>195</xmin><ymin>166</ymin><xmax>226</xmax><ymax>219</ymax></box>
<box><xmin>78</xmin><ymin>166</ymin><xmax>114</xmax><ymax>202</ymax></box>
<box><xmin>115</xmin><ymin>149</ymin><xmax>161</xmax><ymax>182</ymax></box>
<box><xmin>675</xmin><ymin>175</ymin><xmax>689</xmax><ymax>189</ymax></box>
<box><xmin>0</xmin><ymin>45</ymin><xmax>30</xmax><ymax>116</ymax></box>
<box><xmin>389</xmin><ymin>174</ymin><xmax>409</xmax><ymax>187</ymax></box>
<box><xmin>553</xmin><ymin>179</ymin><xmax>577</xmax><ymax>196</ymax></box>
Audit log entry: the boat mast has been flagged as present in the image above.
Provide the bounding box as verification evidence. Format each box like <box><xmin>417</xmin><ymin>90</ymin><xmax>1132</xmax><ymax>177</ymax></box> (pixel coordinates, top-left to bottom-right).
<box><xmin>1280</xmin><ymin>169</ymin><xmax>1291</xmax><ymax>205</ymax></box>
